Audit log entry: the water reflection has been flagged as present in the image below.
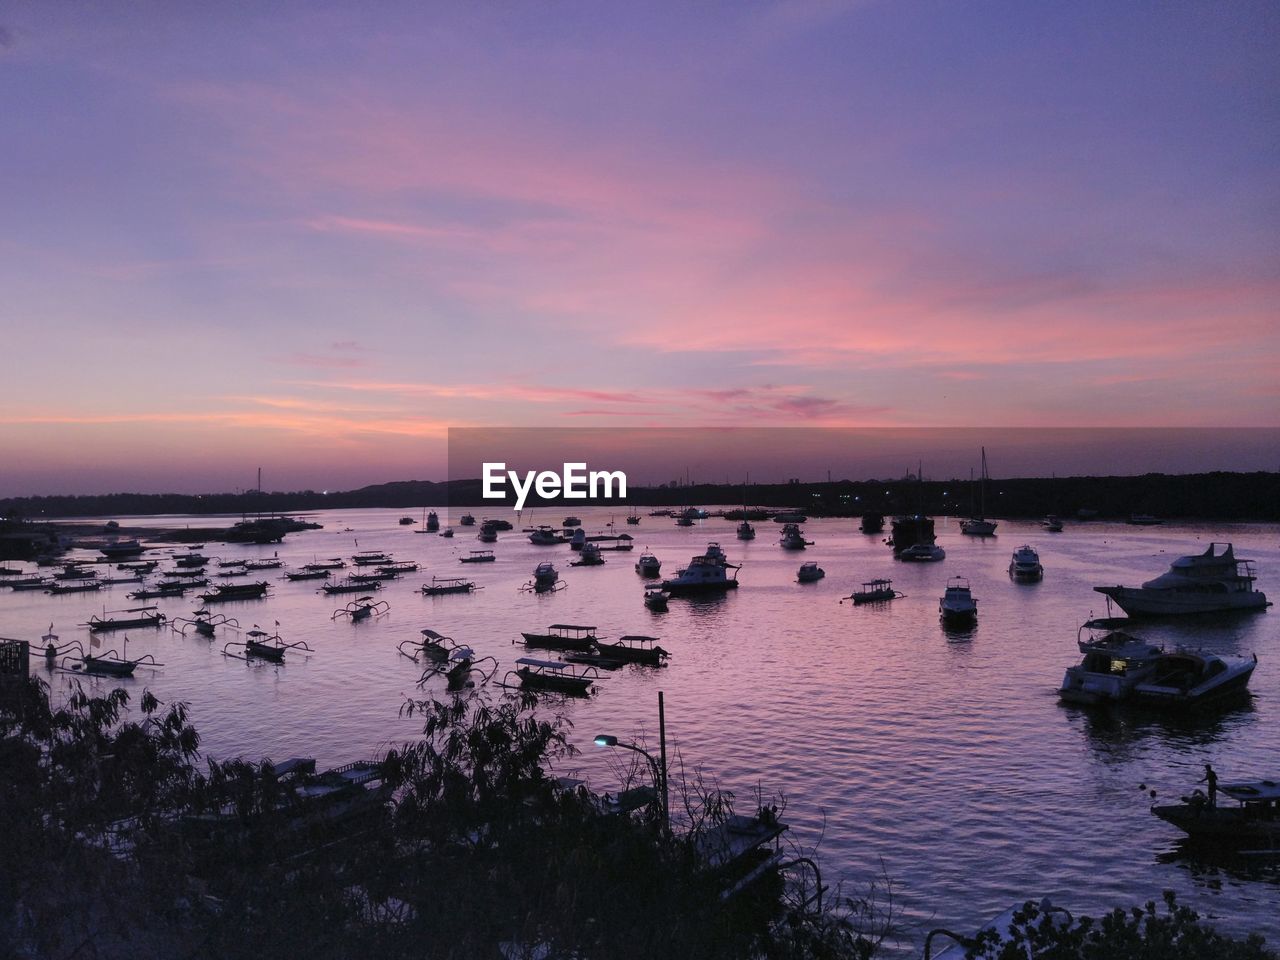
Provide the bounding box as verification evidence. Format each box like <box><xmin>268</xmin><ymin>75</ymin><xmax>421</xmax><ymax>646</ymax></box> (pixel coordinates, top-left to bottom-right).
<box><xmin>1070</xmin><ymin>697</ymin><xmax>1257</xmax><ymax>763</ymax></box>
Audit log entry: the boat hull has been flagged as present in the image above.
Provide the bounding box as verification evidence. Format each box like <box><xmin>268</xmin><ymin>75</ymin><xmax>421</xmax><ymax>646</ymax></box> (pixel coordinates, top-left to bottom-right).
<box><xmin>520</xmin><ymin>632</ymin><xmax>596</xmax><ymax>652</ymax></box>
<box><xmin>1094</xmin><ymin>586</ymin><xmax>1269</xmax><ymax>617</ymax></box>
<box><xmin>1153</xmin><ymin>804</ymin><xmax>1280</xmax><ymax>845</ymax></box>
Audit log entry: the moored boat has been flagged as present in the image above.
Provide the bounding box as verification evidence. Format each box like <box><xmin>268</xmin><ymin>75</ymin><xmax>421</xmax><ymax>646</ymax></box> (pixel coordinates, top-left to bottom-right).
<box><xmin>660</xmin><ymin>555</ymin><xmax>740</xmax><ymax>595</ymax></box>
<box><xmin>1130</xmin><ymin>650</ymin><xmax>1257</xmax><ymax>708</ymax></box>
<box><xmin>1153</xmin><ymin>777</ymin><xmax>1280</xmax><ymax>846</ymax></box>
<box><xmin>898</xmin><ymin>542</ymin><xmax>945</xmax><ymax>562</ymax></box>
<box><xmin>939</xmin><ymin>577</ymin><xmax>977</xmax><ymax>624</ymax></box>
<box><xmin>843</xmin><ymin>579</ymin><xmax>903</xmax><ymax>605</ymax></box>
<box><xmin>1058</xmin><ymin>618</ymin><xmax>1164</xmax><ymax>705</ymax></box>
<box><xmin>1093</xmin><ymin>542</ymin><xmax>1269</xmax><ymax>616</ymax></box>
<box><xmin>509</xmin><ymin>657</ymin><xmax>597</xmax><ymax>696</ymax></box>
<box><xmin>1008</xmin><ymin>545</ymin><xmax>1044</xmax><ymax>582</ymax></box>
<box><xmin>421</xmin><ymin>576</ymin><xmax>478</xmax><ymax>596</ymax></box>
<box><xmin>520</xmin><ymin>623</ymin><xmax>598</xmax><ymax>652</ymax></box>
<box><xmin>1042</xmin><ymin>515</ymin><xmax>1064</xmax><ymax>532</ymax></box>
<box><xmin>635</xmin><ymin>552</ymin><xmax>661</xmax><ymax>577</ymax></box>
<box><xmin>595</xmin><ymin>635</ymin><xmax>669</xmax><ymax>666</ymax></box>
<box><xmin>859</xmin><ymin>512</ymin><xmax>884</xmax><ymax>534</ymax></box>
<box><xmin>459</xmin><ymin>549</ymin><xmax>495</xmax><ymax>563</ymax></box>
<box><xmin>797</xmin><ymin>562</ymin><xmax>825</xmax><ymax>583</ymax></box>
<box><xmin>643</xmin><ymin>584</ymin><xmax>670</xmax><ymax>611</ymax></box>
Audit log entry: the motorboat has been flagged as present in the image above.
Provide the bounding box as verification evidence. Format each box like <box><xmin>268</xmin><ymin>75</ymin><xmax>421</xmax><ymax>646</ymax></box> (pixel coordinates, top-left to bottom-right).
<box><xmin>399</xmin><ymin>516</ymin><xmax>415</xmax><ymax>525</ymax></box>
<box><xmin>736</xmin><ymin>519</ymin><xmax>756</xmax><ymax>540</ymax></box>
<box><xmin>99</xmin><ymin>538</ymin><xmax>145</xmax><ymax>559</ymax></box>
<box><xmin>959</xmin><ymin>447</ymin><xmax>998</xmax><ymax>536</ymax></box>
<box><xmin>797</xmin><ymin>562</ymin><xmax>825</xmax><ymax>583</ymax></box>
<box><xmin>484</xmin><ymin>518</ymin><xmax>514</xmax><ymax>531</ymax></box>
<box><xmin>843</xmin><ymin>579</ymin><xmax>903</xmax><ymax>605</ymax></box>
<box><xmin>1058</xmin><ymin>618</ymin><xmax>1164</xmax><ymax>705</ymax></box>
<box><xmin>898</xmin><ymin>542</ymin><xmax>945</xmax><ymax>562</ymax></box>
<box><xmin>859</xmin><ymin>513</ymin><xmax>884</xmax><ymax>534</ymax></box>
<box><xmin>570</xmin><ymin>542</ymin><xmax>605</xmax><ymax>566</ymax></box>
<box><xmin>439</xmin><ymin>527</ymin><xmax>454</xmax><ymax>538</ymax></box>
<box><xmin>660</xmin><ymin>555</ymin><xmax>740</xmax><ymax>595</ymax></box>
<box><xmin>1130</xmin><ymin>650</ymin><xmax>1257</xmax><ymax>708</ymax></box>
<box><xmin>425</xmin><ymin>511</ymin><xmax>440</xmax><ymax>532</ymax></box>
<box><xmin>1042</xmin><ymin>515</ymin><xmax>1064</xmax><ymax>532</ymax></box>
<box><xmin>478</xmin><ymin>524</ymin><xmax>499</xmax><ymax>543</ymax></box>
<box><xmin>520</xmin><ymin>623</ymin><xmax>598</xmax><ymax>652</ymax></box>
<box><xmin>1093</xmin><ymin>542</ymin><xmax>1269</xmax><ymax>616</ymax></box>
<box><xmin>459</xmin><ymin>549</ymin><xmax>495</xmax><ymax>564</ymax></box>
<box><xmin>889</xmin><ymin>515</ymin><xmax>935</xmax><ymax>556</ymax></box>
<box><xmin>1153</xmin><ymin>778</ymin><xmax>1280</xmax><ymax>846</ymax></box>
<box><xmin>525</xmin><ymin>561</ymin><xmax>564</xmax><ymax>592</ymax></box>
<box><xmin>1008</xmin><ymin>545</ymin><xmax>1044</xmax><ymax>582</ymax></box>
<box><xmin>779</xmin><ymin>524</ymin><xmax>810</xmax><ymax>550</ymax></box>
<box><xmin>939</xmin><ymin>577</ymin><xmax>977</xmax><ymax>624</ymax></box>
<box><xmin>529</xmin><ymin>525</ymin><xmax>563</xmax><ymax>545</ymax></box>
<box><xmin>562</xmin><ymin>516</ymin><xmax>582</xmax><ymax>528</ymax></box>
<box><xmin>286</xmin><ymin>568</ymin><xmax>331</xmax><ymax>581</ymax></box>
<box><xmin>569</xmin><ymin>528</ymin><xmax>587</xmax><ymax>551</ymax></box>
<box><xmin>635</xmin><ymin>553</ymin><xmax>661</xmax><ymax>577</ymax></box>
<box><xmin>644</xmin><ymin>585</ymin><xmax>670</xmax><ymax>611</ymax></box>
<box><xmin>304</xmin><ymin>559</ymin><xmax>346</xmax><ymax>570</ymax></box>
<box><xmin>460</xmin><ymin>514</ymin><xmax>476</xmax><ymax>526</ymax></box>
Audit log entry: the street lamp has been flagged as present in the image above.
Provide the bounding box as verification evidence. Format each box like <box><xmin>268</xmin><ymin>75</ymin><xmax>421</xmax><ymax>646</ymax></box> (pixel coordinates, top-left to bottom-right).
<box><xmin>594</xmin><ymin>734</ymin><xmax>667</xmax><ymax>829</ymax></box>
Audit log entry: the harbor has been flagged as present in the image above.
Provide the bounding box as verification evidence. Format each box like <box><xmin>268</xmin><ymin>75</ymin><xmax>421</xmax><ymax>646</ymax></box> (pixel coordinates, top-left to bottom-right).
<box><xmin>3</xmin><ymin>505</ymin><xmax>1277</xmax><ymax>949</ymax></box>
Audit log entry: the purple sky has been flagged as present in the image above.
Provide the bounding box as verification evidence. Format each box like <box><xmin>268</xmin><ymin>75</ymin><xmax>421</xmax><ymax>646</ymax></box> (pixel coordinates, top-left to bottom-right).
<box><xmin>1</xmin><ymin>2</ymin><xmax>1277</xmax><ymax>494</ymax></box>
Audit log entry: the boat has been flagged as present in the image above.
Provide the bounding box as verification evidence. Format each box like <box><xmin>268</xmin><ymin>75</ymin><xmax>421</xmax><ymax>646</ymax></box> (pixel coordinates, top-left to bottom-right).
<box><xmin>86</xmin><ymin>607</ymin><xmax>166</xmax><ymax>632</ymax></box>
<box><xmin>459</xmin><ymin>549</ymin><xmax>495</xmax><ymax>564</ymax></box>
<box><xmin>1094</xmin><ymin>543</ymin><xmax>1269</xmax><ymax>617</ymax></box>
<box><xmin>797</xmin><ymin>562</ymin><xmax>825</xmax><ymax>583</ymax></box>
<box><xmin>898</xmin><ymin>542</ymin><xmax>945</xmax><ymax>562</ymax></box>
<box><xmin>626</xmin><ymin>508</ymin><xmax>641</xmax><ymax>526</ymax></box>
<box><xmin>285</xmin><ymin>569</ymin><xmax>331</xmax><ymax>581</ymax></box>
<box><xmin>702</xmin><ymin>542</ymin><xmax>729</xmax><ymax>565</ymax></box>
<box><xmin>47</xmin><ymin>580</ymin><xmax>102</xmax><ymax>594</ymax></box>
<box><xmin>570</xmin><ymin>542</ymin><xmax>605</xmax><ymax>566</ymax></box>
<box><xmin>643</xmin><ymin>585</ymin><xmax>670</xmax><ymax>611</ymax></box>
<box><xmin>509</xmin><ymin>657</ymin><xmax>598</xmax><ymax>696</ymax></box>
<box><xmin>1008</xmin><ymin>545</ymin><xmax>1044</xmax><ymax>582</ymax></box>
<box><xmin>323</xmin><ymin>579</ymin><xmax>382</xmax><ymax>595</ymax></box>
<box><xmin>165</xmin><ymin>568</ymin><xmax>209</xmax><ymax>579</ymax></box>
<box><xmin>1128</xmin><ymin>514</ymin><xmax>1162</xmax><ymax>526</ymax></box>
<box><xmin>1058</xmin><ymin>618</ymin><xmax>1165</xmax><ymax>705</ymax></box>
<box><xmin>244</xmin><ymin>558</ymin><xmax>284</xmax><ymax>571</ymax></box>
<box><xmin>529</xmin><ymin>525</ymin><xmax>563</xmax><ymax>545</ymax></box>
<box><xmin>129</xmin><ymin>585</ymin><xmax>185</xmax><ymax>600</ymax></box>
<box><xmin>174</xmin><ymin>553</ymin><xmax>209</xmax><ymax>568</ymax></box>
<box><xmin>773</xmin><ymin>511</ymin><xmax>807</xmax><ymax>523</ymax></box>
<box><xmin>439</xmin><ymin>527</ymin><xmax>454</xmax><ymax>538</ymax></box>
<box><xmin>425</xmin><ymin>511</ymin><xmax>440</xmax><ymax>532</ymax></box>
<box><xmin>7</xmin><ymin>577</ymin><xmax>52</xmax><ymax>590</ymax></box>
<box><xmin>660</xmin><ymin>555</ymin><xmax>740</xmax><ymax>595</ymax></box>
<box><xmin>352</xmin><ymin>551</ymin><xmax>392</xmax><ymax>566</ymax></box>
<box><xmin>421</xmin><ymin>577</ymin><xmax>478</xmax><ymax>596</ymax></box>
<box><xmin>569</xmin><ymin>529</ymin><xmax>587</xmax><ymax>551</ymax></box>
<box><xmin>200</xmin><ymin>581</ymin><xmax>270</xmax><ymax>602</ymax></box>
<box><xmin>304</xmin><ymin>559</ymin><xmax>346</xmax><ymax>570</ymax></box>
<box><xmin>1042</xmin><ymin>515</ymin><xmax>1064</xmax><ymax>532</ymax></box>
<box><xmin>117</xmin><ymin>560</ymin><xmax>159</xmax><ymax>572</ymax></box>
<box><xmin>635</xmin><ymin>553</ymin><xmax>661</xmax><ymax>577</ymax></box>
<box><xmin>595</xmin><ymin>635</ymin><xmax>669</xmax><ymax>666</ymax></box>
<box><xmin>779</xmin><ymin>524</ymin><xmax>810</xmax><ymax>550</ymax></box>
<box><xmin>843</xmin><ymin>579</ymin><xmax>903</xmax><ymax>605</ymax></box>
<box><xmin>54</xmin><ymin>564</ymin><xmax>97</xmax><ymax>581</ymax></box>
<box><xmin>483</xmin><ymin>518</ymin><xmax>513</xmax><ymax>531</ymax></box>
<box><xmin>158</xmin><ymin>578</ymin><xmax>206</xmax><ymax>590</ymax></box>
<box><xmin>1130</xmin><ymin>650</ymin><xmax>1257</xmax><ymax>707</ymax></box>
<box><xmin>736</xmin><ymin>519</ymin><xmax>756</xmax><ymax>540</ymax></box>
<box><xmin>675</xmin><ymin>512</ymin><xmax>695</xmax><ymax>527</ymax></box>
<box><xmin>229</xmin><ymin>627</ymin><xmax>313</xmax><ymax>663</ymax></box>
<box><xmin>562</xmin><ymin>516</ymin><xmax>582</xmax><ymax>528</ymax></box>
<box><xmin>99</xmin><ymin>538</ymin><xmax>145</xmax><ymax>559</ymax></box>
<box><xmin>378</xmin><ymin>561</ymin><xmax>420</xmax><ymax>574</ymax></box>
<box><xmin>478</xmin><ymin>524</ymin><xmax>499</xmax><ymax>543</ymax></box>
<box><xmin>172</xmin><ymin>609</ymin><xmax>238</xmax><ymax>638</ymax></box>
<box><xmin>399</xmin><ymin>516</ymin><xmax>415</xmax><ymax>525</ymax></box>
<box><xmin>400</xmin><ymin>628</ymin><xmax>468</xmax><ymax>662</ymax></box>
<box><xmin>454</xmin><ymin>514</ymin><xmax>474</xmax><ymax>527</ymax></box>
<box><xmin>1152</xmin><ymin>777</ymin><xmax>1280</xmax><ymax>847</ymax></box>
<box><xmin>959</xmin><ymin>448</ymin><xmax>998</xmax><ymax>536</ymax></box>
<box><xmin>859</xmin><ymin>512</ymin><xmax>885</xmax><ymax>534</ymax></box>
<box><xmin>939</xmin><ymin>577</ymin><xmax>978</xmax><ymax>624</ymax></box>
<box><xmin>520</xmin><ymin>623</ymin><xmax>598</xmax><ymax>652</ymax></box>
<box><xmin>524</xmin><ymin>561</ymin><xmax>565</xmax><ymax>593</ymax></box>
<box><xmin>332</xmin><ymin>596</ymin><xmax>389</xmax><ymax>622</ymax></box>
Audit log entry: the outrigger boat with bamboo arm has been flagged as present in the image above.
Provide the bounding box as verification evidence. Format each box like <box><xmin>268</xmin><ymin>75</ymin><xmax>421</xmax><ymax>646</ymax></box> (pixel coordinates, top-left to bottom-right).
<box><xmin>399</xmin><ymin>628</ymin><xmax>470</xmax><ymax>663</ymax></box>
<box><xmin>420</xmin><ymin>645</ymin><xmax>498</xmax><ymax>692</ymax></box>
<box><xmin>322</xmin><ymin>578</ymin><xmax>382</xmax><ymax>595</ymax></box>
<box><xmin>172</xmin><ymin>609</ymin><xmax>239</xmax><ymax>638</ymax></box>
<box><xmin>506</xmin><ymin>657</ymin><xmax>598</xmax><ymax>696</ymax></box>
<box><xmin>200</xmin><ymin>581</ymin><xmax>270</xmax><ymax>603</ymax></box>
<box><xmin>85</xmin><ymin>606</ymin><xmax>166</xmax><ymax>632</ymax></box>
<box><xmin>332</xmin><ymin>596</ymin><xmax>390</xmax><ymax>623</ymax></box>
<box><xmin>47</xmin><ymin>634</ymin><xmax>163</xmax><ymax>678</ymax></box>
<box><xmin>223</xmin><ymin>626</ymin><xmax>312</xmax><ymax>663</ymax></box>
<box><xmin>421</xmin><ymin>577</ymin><xmax>479</xmax><ymax>596</ymax></box>
<box><xmin>520</xmin><ymin>624</ymin><xmax>598</xmax><ymax>652</ymax></box>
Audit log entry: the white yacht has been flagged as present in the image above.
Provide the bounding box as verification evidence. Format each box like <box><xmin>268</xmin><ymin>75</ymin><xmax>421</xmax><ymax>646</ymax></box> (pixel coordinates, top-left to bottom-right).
<box><xmin>635</xmin><ymin>552</ymin><xmax>661</xmax><ymax>577</ymax></box>
<box><xmin>1008</xmin><ymin>545</ymin><xmax>1043</xmax><ymax>582</ymax></box>
<box><xmin>939</xmin><ymin>577</ymin><xmax>977</xmax><ymax>623</ymax></box>
<box><xmin>660</xmin><ymin>555</ymin><xmax>740</xmax><ymax>595</ymax></box>
<box><xmin>1094</xmin><ymin>542</ymin><xmax>1269</xmax><ymax>616</ymax></box>
<box><xmin>1059</xmin><ymin>619</ymin><xmax>1164</xmax><ymax>704</ymax></box>
<box><xmin>898</xmin><ymin>542</ymin><xmax>945</xmax><ymax>562</ymax></box>
<box><xmin>529</xmin><ymin>525</ymin><xmax>562</xmax><ymax>546</ymax></box>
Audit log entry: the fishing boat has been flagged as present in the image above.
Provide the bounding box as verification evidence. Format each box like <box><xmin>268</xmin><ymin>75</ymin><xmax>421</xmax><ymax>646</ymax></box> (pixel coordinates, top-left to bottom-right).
<box><xmin>323</xmin><ymin>579</ymin><xmax>382</xmax><ymax>595</ymax></box>
<box><xmin>332</xmin><ymin>596</ymin><xmax>389</xmax><ymax>622</ymax></box>
<box><xmin>378</xmin><ymin>561</ymin><xmax>420</xmax><ymax>574</ymax></box>
<box><xmin>702</xmin><ymin>542</ymin><xmax>729</xmax><ymax>565</ymax></box>
<box><xmin>644</xmin><ymin>585</ymin><xmax>670</xmax><ymax>612</ymax></box>
<box><xmin>898</xmin><ymin>542</ymin><xmax>945</xmax><ymax>562</ymax></box>
<box><xmin>509</xmin><ymin>657</ymin><xmax>598</xmax><ymax>696</ymax></box>
<box><xmin>843</xmin><ymin>579</ymin><xmax>903</xmax><ymax>605</ymax></box>
<box><xmin>129</xmin><ymin>584</ymin><xmax>185</xmax><ymax>600</ymax></box>
<box><xmin>227</xmin><ymin>627</ymin><xmax>313</xmax><ymax>663</ymax></box>
<box><xmin>594</xmin><ymin>635</ymin><xmax>669</xmax><ymax>666</ymax></box>
<box><xmin>439</xmin><ymin>527</ymin><xmax>454</xmax><ymax>538</ymax></box>
<box><xmin>399</xmin><ymin>516</ymin><xmax>415</xmax><ymax>525</ymax></box>
<box><xmin>1042</xmin><ymin>515</ymin><xmax>1064</xmax><ymax>532</ymax></box>
<box><xmin>1058</xmin><ymin>618</ymin><xmax>1165</xmax><ymax>705</ymax></box>
<box><xmin>304</xmin><ymin>559</ymin><xmax>346</xmax><ymax>571</ymax></box>
<box><xmin>675</xmin><ymin>513</ymin><xmax>695</xmax><ymax>527</ymax></box>
<box><xmin>859</xmin><ymin>512</ymin><xmax>885</xmax><ymax>534</ymax></box>
<box><xmin>54</xmin><ymin>564</ymin><xmax>96</xmax><ymax>581</ymax></box>
<box><xmin>99</xmin><ymin>538</ymin><xmax>145</xmax><ymax>559</ymax></box>
<box><xmin>460</xmin><ymin>514</ymin><xmax>476</xmax><ymax>526</ymax></box>
<box><xmin>1093</xmin><ymin>543</ymin><xmax>1269</xmax><ymax>616</ymax></box>
<box><xmin>118</xmin><ymin>560</ymin><xmax>159</xmax><ymax>572</ymax></box>
<box><xmin>660</xmin><ymin>555</ymin><xmax>740</xmax><ymax>595</ymax></box>
<box><xmin>1130</xmin><ymin>650</ymin><xmax>1258</xmax><ymax>708</ymax></box>
<box><xmin>736</xmin><ymin>518</ymin><xmax>756</xmax><ymax>540</ymax></box>
<box><xmin>285</xmin><ymin>568</ymin><xmax>331</xmax><ymax>581</ymax></box>
<box><xmin>460</xmin><ymin>549</ymin><xmax>495</xmax><ymax>564</ymax></box>
<box><xmin>421</xmin><ymin>577</ymin><xmax>478</xmax><ymax>596</ymax></box>
<box><xmin>217</xmin><ymin>565</ymin><xmax>251</xmax><ymax>578</ymax></box>
<box><xmin>1152</xmin><ymin>777</ymin><xmax>1280</xmax><ymax>847</ymax></box>
<box><xmin>570</xmin><ymin>542</ymin><xmax>605</xmax><ymax>566</ymax></box>
<box><xmin>352</xmin><ymin>551</ymin><xmax>392</xmax><ymax>566</ymax></box>
<box><xmin>626</xmin><ymin>509</ymin><xmax>641</xmax><ymax>526</ymax></box>
<box><xmin>47</xmin><ymin>580</ymin><xmax>103</xmax><ymax>594</ymax></box>
<box><xmin>199</xmin><ymin>581</ymin><xmax>270</xmax><ymax>603</ymax></box>
<box><xmin>172</xmin><ymin>609</ymin><xmax>238</xmax><ymax>638</ymax></box>
<box><xmin>520</xmin><ymin>623</ymin><xmax>598</xmax><ymax>652</ymax></box>
<box><xmin>86</xmin><ymin>607</ymin><xmax>166</xmax><ymax>632</ymax></box>
<box><xmin>484</xmin><ymin>518</ymin><xmax>514</xmax><ymax>531</ymax></box>
<box><xmin>425</xmin><ymin>511</ymin><xmax>440</xmax><ymax>532</ymax></box>
<box><xmin>6</xmin><ymin>577</ymin><xmax>50</xmax><ymax>590</ymax></box>
<box><xmin>959</xmin><ymin>448</ymin><xmax>998</xmax><ymax>536</ymax></box>
<box><xmin>98</xmin><ymin>574</ymin><xmax>144</xmax><ymax>586</ymax></box>
<box><xmin>635</xmin><ymin>553</ymin><xmax>661</xmax><ymax>577</ymax></box>
<box><xmin>797</xmin><ymin>562</ymin><xmax>825</xmax><ymax>583</ymax></box>
<box><xmin>244</xmin><ymin>558</ymin><xmax>284</xmax><ymax>571</ymax></box>
<box><xmin>174</xmin><ymin>553</ymin><xmax>209</xmax><ymax>568</ymax></box>
<box><xmin>1008</xmin><ymin>545</ymin><xmax>1044</xmax><ymax>582</ymax></box>
<box><xmin>400</xmin><ymin>628</ymin><xmax>467</xmax><ymax>662</ymax></box>
<box><xmin>939</xmin><ymin>577</ymin><xmax>978</xmax><ymax>624</ymax></box>
<box><xmin>165</xmin><ymin>568</ymin><xmax>209</xmax><ymax>580</ymax></box>
<box><xmin>779</xmin><ymin>524</ymin><xmax>810</xmax><ymax>550</ymax></box>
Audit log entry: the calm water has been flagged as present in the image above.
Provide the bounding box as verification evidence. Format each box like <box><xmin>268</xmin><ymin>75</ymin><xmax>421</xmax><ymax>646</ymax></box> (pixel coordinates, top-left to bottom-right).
<box><xmin>5</xmin><ymin>509</ymin><xmax>1279</xmax><ymax>949</ymax></box>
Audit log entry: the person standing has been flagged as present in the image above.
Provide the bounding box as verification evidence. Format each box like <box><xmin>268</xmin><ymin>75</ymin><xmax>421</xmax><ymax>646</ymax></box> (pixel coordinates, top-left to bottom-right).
<box><xmin>1199</xmin><ymin>763</ymin><xmax>1219</xmax><ymax>809</ymax></box>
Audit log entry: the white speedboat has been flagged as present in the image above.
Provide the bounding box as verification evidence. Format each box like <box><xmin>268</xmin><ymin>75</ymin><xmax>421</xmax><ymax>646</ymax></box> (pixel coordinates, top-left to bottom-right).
<box><xmin>939</xmin><ymin>577</ymin><xmax>977</xmax><ymax>624</ymax></box>
<box><xmin>660</xmin><ymin>555</ymin><xmax>740</xmax><ymax>595</ymax></box>
<box><xmin>1131</xmin><ymin>649</ymin><xmax>1258</xmax><ymax>708</ymax></box>
<box><xmin>1008</xmin><ymin>545</ymin><xmax>1043</xmax><ymax>582</ymax></box>
<box><xmin>898</xmin><ymin>542</ymin><xmax>945</xmax><ymax>562</ymax></box>
<box><xmin>797</xmin><ymin>562</ymin><xmax>825</xmax><ymax>583</ymax></box>
<box><xmin>1059</xmin><ymin>618</ymin><xmax>1164</xmax><ymax>704</ymax></box>
<box><xmin>1094</xmin><ymin>542</ymin><xmax>1269</xmax><ymax>616</ymax></box>
<box><xmin>635</xmin><ymin>553</ymin><xmax>661</xmax><ymax>577</ymax></box>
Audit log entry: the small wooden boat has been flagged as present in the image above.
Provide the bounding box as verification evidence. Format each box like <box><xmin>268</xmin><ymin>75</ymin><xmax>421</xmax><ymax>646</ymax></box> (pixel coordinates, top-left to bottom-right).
<box><xmin>225</xmin><ymin>627</ymin><xmax>312</xmax><ymax>663</ymax></box>
<box><xmin>570</xmin><ymin>543</ymin><xmax>605</xmax><ymax>566</ymax></box>
<box><xmin>477</xmin><ymin>525</ymin><xmax>499</xmax><ymax>543</ymax></box>
<box><xmin>304</xmin><ymin>559</ymin><xmax>346</xmax><ymax>571</ymax></box>
<box><xmin>173</xmin><ymin>610</ymin><xmax>238</xmax><ymax>638</ymax></box>
<box><xmin>174</xmin><ymin>553</ymin><xmax>209</xmax><ymax>568</ymax></box>
<box><xmin>244</xmin><ymin>558</ymin><xmax>284</xmax><ymax>571</ymax></box>
<box><xmin>200</xmin><ymin>581</ymin><xmax>270</xmax><ymax>603</ymax></box>
<box><xmin>644</xmin><ymin>585</ymin><xmax>669</xmax><ymax>612</ymax></box>
<box><xmin>460</xmin><ymin>514</ymin><xmax>476</xmax><ymax>526</ymax></box>
<box><xmin>59</xmin><ymin>638</ymin><xmax>162</xmax><ymax>677</ymax></box>
<box><xmin>352</xmin><ymin>551</ymin><xmax>392</xmax><ymax>567</ymax></box>
<box><xmin>350</xmin><ymin>570</ymin><xmax>399</xmax><ymax>582</ymax></box>
<box><xmin>509</xmin><ymin>657</ymin><xmax>597</xmax><ymax>696</ymax></box>
<box><xmin>400</xmin><ymin>628</ymin><xmax>466</xmax><ymax>662</ymax></box>
<box><xmin>520</xmin><ymin>623</ymin><xmax>597</xmax><ymax>652</ymax></box>
<box><xmin>323</xmin><ymin>579</ymin><xmax>382</xmax><ymax>595</ymax></box>
<box><xmin>8</xmin><ymin>577</ymin><xmax>51</xmax><ymax>590</ymax></box>
<box><xmin>460</xmin><ymin>550</ymin><xmax>495</xmax><ymax>564</ymax></box>
<box><xmin>521</xmin><ymin>562</ymin><xmax>565</xmax><ymax>593</ymax></box>
<box><xmin>285</xmin><ymin>569</ymin><xmax>331</xmax><ymax>581</ymax></box>
<box><xmin>859</xmin><ymin>512</ymin><xmax>885</xmax><ymax>534</ymax></box>
<box><xmin>86</xmin><ymin>607</ymin><xmax>166</xmax><ymax>632</ymax></box>
<box><xmin>594</xmin><ymin>635</ymin><xmax>669</xmax><ymax>666</ymax></box>
<box><xmin>399</xmin><ymin>516</ymin><xmax>415</xmax><ymax>525</ymax></box>
<box><xmin>378</xmin><ymin>561</ymin><xmax>420</xmax><ymax>574</ymax></box>
<box><xmin>158</xmin><ymin>578</ymin><xmax>207</xmax><ymax>589</ymax></box>
<box><xmin>843</xmin><ymin>579</ymin><xmax>903</xmax><ymax>605</ymax></box>
<box><xmin>47</xmin><ymin>580</ymin><xmax>103</xmax><ymax>594</ymax></box>
<box><xmin>1153</xmin><ymin>778</ymin><xmax>1280</xmax><ymax>847</ymax></box>
<box><xmin>332</xmin><ymin>596</ymin><xmax>389</xmax><ymax>622</ymax></box>
<box><xmin>130</xmin><ymin>585</ymin><xmax>186</xmax><ymax>600</ymax></box>
<box><xmin>421</xmin><ymin>577</ymin><xmax>478</xmax><ymax>596</ymax></box>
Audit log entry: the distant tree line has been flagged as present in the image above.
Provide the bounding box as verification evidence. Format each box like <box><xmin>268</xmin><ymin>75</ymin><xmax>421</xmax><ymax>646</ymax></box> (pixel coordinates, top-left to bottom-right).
<box><xmin>2</xmin><ymin>471</ymin><xmax>1278</xmax><ymax>521</ymax></box>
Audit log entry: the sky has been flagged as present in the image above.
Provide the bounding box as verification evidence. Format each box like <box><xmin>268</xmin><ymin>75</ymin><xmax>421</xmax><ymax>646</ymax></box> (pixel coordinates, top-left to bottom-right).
<box><xmin>1</xmin><ymin>1</ymin><xmax>1277</xmax><ymax>495</ymax></box>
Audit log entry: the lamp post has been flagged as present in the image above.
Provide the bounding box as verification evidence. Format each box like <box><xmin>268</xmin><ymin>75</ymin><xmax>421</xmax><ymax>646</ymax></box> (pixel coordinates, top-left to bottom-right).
<box><xmin>594</xmin><ymin>734</ymin><xmax>667</xmax><ymax>829</ymax></box>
